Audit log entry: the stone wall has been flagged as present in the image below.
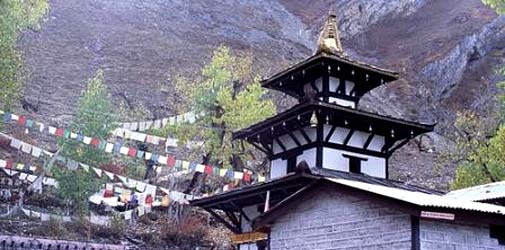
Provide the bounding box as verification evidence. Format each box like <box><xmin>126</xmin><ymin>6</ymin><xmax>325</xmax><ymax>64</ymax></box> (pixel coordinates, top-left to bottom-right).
<box><xmin>269</xmin><ymin>185</ymin><xmax>412</xmax><ymax>250</ymax></box>
<box><xmin>419</xmin><ymin>220</ymin><xmax>505</xmax><ymax>250</ymax></box>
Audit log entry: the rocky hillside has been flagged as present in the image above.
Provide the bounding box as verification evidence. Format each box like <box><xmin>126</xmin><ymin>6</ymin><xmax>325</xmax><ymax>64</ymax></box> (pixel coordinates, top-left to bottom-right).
<box><xmin>16</xmin><ymin>0</ymin><xmax>505</xmax><ymax>190</ymax></box>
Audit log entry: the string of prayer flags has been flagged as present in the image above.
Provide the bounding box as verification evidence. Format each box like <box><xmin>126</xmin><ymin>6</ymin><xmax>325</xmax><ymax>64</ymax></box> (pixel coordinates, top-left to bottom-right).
<box><xmin>117</xmin><ymin>111</ymin><xmax>202</xmax><ymax>132</ymax></box>
<box><xmin>0</xmin><ymin>112</ymin><xmax>266</xmax><ymax>185</ymax></box>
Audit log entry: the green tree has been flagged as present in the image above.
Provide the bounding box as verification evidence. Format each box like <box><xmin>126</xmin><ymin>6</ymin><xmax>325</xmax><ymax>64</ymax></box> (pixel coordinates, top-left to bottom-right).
<box><xmin>0</xmin><ymin>0</ymin><xmax>48</xmax><ymax>111</ymax></box>
<box><xmin>156</xmin><ymin>45</ymin><xmax>275</xmax><ymax>173</ymax></box>
<box><xmin>482</xmin><ymin>0</ymin><xmax>505</xmax><ymax>14</ymax></box>
<box><xmin>53</xmin><ymin>70</ymin><xmax>116</xmax><ymax>214</ymax></box>
<box><xmin>450</xmin><ymin>68</ymin><xmax>505</xmax><ymax>189</ymax></box>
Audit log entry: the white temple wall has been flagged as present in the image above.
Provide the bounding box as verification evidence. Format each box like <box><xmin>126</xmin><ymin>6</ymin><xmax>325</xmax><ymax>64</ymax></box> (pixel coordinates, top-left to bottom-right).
<box><xmin>270</xmin><ymin>159</ymin><xmax>287</xmax><ymax>179</ymax></box>
<box><xmin>322</xmin><ymin>148</ymin><xmax>386</xmax><ymax>178</ymax></box>
<box><xmin>296</xmin><ymin>147</ymin><xmax>317</xmax><ymax>167</ymax></box>
<box><xmin>345</xmin><ymin>80</ymin><xmax>355</xmax><ymax>95</ymax></box>
<box><xmin>329</xmin><ymin>77</ymin><xmax>339</xmax><ymax>92</ymax></box>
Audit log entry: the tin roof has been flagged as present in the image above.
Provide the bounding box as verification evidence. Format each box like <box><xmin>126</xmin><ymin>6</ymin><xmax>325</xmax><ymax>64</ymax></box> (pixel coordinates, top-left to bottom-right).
<box><xmin>325</xmin><ymin>178</ymin><xmax>505</xmax><ymax>215</ymax></box>
<box><xmin>445</xmin><ymin>181</ymin><xmax>505</xmax><ymax>202</ymax></box>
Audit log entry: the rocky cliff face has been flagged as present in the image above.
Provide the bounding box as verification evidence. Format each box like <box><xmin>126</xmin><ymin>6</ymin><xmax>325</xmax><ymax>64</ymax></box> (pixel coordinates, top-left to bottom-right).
<box><xmin>15</xmin><ymin>0</ymin><xmax>505</xmax><ymax>190</ymax></box>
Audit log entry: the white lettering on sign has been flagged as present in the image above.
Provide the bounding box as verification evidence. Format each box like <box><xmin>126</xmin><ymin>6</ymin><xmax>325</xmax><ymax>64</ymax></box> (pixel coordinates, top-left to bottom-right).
<box><xmin>420</xmin><ymin>211</ymin><xmax>455</xmax><ymax>220</ymax></box>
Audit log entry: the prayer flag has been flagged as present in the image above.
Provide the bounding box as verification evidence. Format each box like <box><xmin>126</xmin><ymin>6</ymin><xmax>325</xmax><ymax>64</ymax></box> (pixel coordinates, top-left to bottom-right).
<box><xmin>17</xmin><ymin>115</ymin><xmax>26</xmax><ymax>126</ymax></box>
<box><xmin>204</xmin><ymin>165</ymin><xmax>213</xmax><ymax>175</ymax></box>
<box><xmin>10</xmin><ymin>138</ymin><xmax>22</xmax><ymax>150</ymax></box>
<box><xmin>25</xmin><ymin>119</ymin><xmax>34</xmax><ymax>128</ymax></box>
<box><xmin>98</xmin><ymin>140</ymin><xmax>106</xmax><ymax>150</ymax></box>
<box><xmin>158</xmin><ymin>155</ymin><xmax>168</xmax><ymax>165</ymax></box>
<box><xmin>3</xmin><ymin>112</ymin><xmax>11</xmax><ymax>122</ymax></box>
<box><xmin>234</xmin><ymin>171</ymin><xmax>244</xmax><ymax>180</ymax></box>
<box><xmin>83</xmin><ymin>136</ymin><xmax>92</xmax><ymax>144</ymax></box>
<box><xmin>167</xmin><ymin>156</ymin><xmax>176</xmax><ymax>168</ymax></box>
<box><xmin>219</xmin><ymin>168</ymin><xmax>227</xmax><ymax>177</ymax></box>
<box><xmin>136</xmin><ymin>150</ymin><xmax>145</xmax><ymax>159</ymax></box>
<box><xmin>21</xmin><ymin>143</ymin><xmax>32</xmax><ymax>154</ymax></box>
<box><xmin>55</xmin><ymin>128</ymin><xmax>64</xmax><ymax>137</ymax></box>
<box><xmin>120</xmin><ymin>146</ymin><xmax>129</xmax><ymax>155</ymax></box>
<box><xmin>48</xmin><ymin>126</ymin><xmax>57</xmax><ymax>135</ymax></box>
<box><xmin>151</xmin><ymin>154</ymin><xmax>160</xmax><ymax>163</ymax></box>
<box><xmin>76</xmin><ymin>133</ymin><xmax>84</xmax><ymax>142</ymax></box>
<box><xmin>90</xmin><ymin>138</ymin><xmax>100</xmax><ymax>148</ymax></box>
<box><xmin>31</xmin><ymin>147</ymin><xmax>42</xmax><ymax>158</ymax></box>
<box><xmin>128</xmin><ymin>147</ymin><xmax>137</xmax><ymax>158</ymax></box>
<box><xmin>189</xmin><ymin>162</ymin><xmax>197</xmax><ymax>171</ymax></box>
<box><xmin>145</xmin><ymin>152</ymin><xmax>152</xmax><ymax>160</ymax></box>
<box><xmin>113</xmin><ymin>142</ymin><xmax>122</xmax><ymax>153</ymax></box>
<box><xmin>174</xmin><ymin>160</ymin><xmax>182</xmax><ymax>170</ymax></box>
<box><xmin>105</xmin><ymin>143</ymin><xmax>114</xmax><ymax>153</ymax></box>
<box><xmin>63</xmin><ymin>129</ymin><xmax>70</xmax><ymax>138</ymax></box>
<box><xmin>195</xmin><ymin>164</ymin><xmax>205</xmax><ymax>173</ymax></box>
<box><xmin>182</xmin><ymin>161</ymin><xmax>189</xmax><ymax>170</ymax></box>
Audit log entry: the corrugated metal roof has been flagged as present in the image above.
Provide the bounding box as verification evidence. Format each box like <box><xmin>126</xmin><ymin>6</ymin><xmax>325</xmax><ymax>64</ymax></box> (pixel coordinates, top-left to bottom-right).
<box><xmin>325</xmin><ymin>178</ymin><xmax>505</xmax><ymax>215</ymax></box>
<box><xmin>445</xmin><ymin>181</ymin><xmax>505</xmax><ymax>202</ymax></box>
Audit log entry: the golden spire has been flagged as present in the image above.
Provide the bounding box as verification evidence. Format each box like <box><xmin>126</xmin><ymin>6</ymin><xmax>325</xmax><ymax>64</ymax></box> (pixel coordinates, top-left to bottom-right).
<box><xmin>316</xmin><ymin>10</ymin><xmax>344</xmax><ymax>55</ymax></box>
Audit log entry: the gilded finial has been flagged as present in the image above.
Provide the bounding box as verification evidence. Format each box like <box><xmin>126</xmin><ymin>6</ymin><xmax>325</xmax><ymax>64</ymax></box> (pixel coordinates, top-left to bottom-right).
<box><xmin>316</xmin><ymin>10</ymin><xmax>344</xmax><ymax>55</ymax></box>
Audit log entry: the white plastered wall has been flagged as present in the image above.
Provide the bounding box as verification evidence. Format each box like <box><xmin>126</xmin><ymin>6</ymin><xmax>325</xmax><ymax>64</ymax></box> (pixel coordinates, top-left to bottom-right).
<box><xmin>322</xmin><ymin>148</ymin><xmax>386</xmax><ymax>178</ymax></box>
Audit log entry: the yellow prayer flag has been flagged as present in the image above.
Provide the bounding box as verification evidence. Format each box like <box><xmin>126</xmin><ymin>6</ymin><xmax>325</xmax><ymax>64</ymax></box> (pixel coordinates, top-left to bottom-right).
<box><xmin>219</xmin><ymin>168</ymin><xmax>227</xmax><ymax>177</ymax></box>
<box><xmin>182</xmin><ymin>161</ymin><xmax>189</xmax><ymax>170</ymax></box>
<box><xmin>16</xmin><ymin>163</ymin><xmax>24</xmax><ymax>170</ymax></box>
<box><xmin>258</xmin><ymin>176</ymin><xmax>266</xmax><ymax>182</ymax></box>
<box><xmin>161</xmin><ymin>195</ymin><xmax>171</xmax><ymax>207</ymax></box>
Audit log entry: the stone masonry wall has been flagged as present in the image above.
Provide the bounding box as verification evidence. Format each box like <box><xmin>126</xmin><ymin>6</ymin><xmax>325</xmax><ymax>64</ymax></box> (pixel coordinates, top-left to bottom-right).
<box><xmin>269</xmin><ymin>186</ymin><xmax>412</xmax><ymax>250</ymax></box>
<box><xmin>420</xmin><ymin>220</ymin><xmax>505</xmax><ymax>250</ymax></box>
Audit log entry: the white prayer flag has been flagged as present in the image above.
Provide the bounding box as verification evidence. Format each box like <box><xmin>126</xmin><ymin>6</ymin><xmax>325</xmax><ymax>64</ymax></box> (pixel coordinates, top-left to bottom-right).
<box><xmin>120</xmin><ymin>146</ymin><xmax>129</xmax><ymax>155</ymax></box>
<box><xmin>234</xmin><ymin>171</ymin><xmax>244</xmax><ymax>180</ymax></box>
<box><xmin>104</xmin><ymin>171</ymin><xmax>114</xmax><ymax>180</ymax></box>
<box><xmin>31</xmin><ymin>146</ymin><xmax>42</xmax><ymax>158</ymax></box>
<box><xmin>70</xmin><ymin>132</ymin><xmax>78</xmax><ymax>139</ymax></box>
<box><xmin>92</xmin><ymin>167</ymin><xmax>103</xmax><ymax>177</ymax></box>
<box><xmin>0</xmin><ymin>160</ymin><xmax>6</xmax><ymax>168</ymax></box>
<box><xmin>124</xmin><ymin>210</ymin><xmax>133</xmax><ymax>220</ymax></box>
<box><xmin>9</xmin><ymin>138</ymin><xmax>22</xmax><ymax>150</ymax></box>
<box><xmin>158</xmin><ymin>156</ymin><xmax>168</xmax><ymax>165</ymax></box>
<box><xmin>48</xmin><ymin>126</ymin><xmax>57</xmax><ymax>134</ymax></box>
<box><xmin>83</xmin><ymin>136</ymin><xmax>92</xmax><ymax>144</ymax></box>
<box><xmin>21</xmin><ymin>143</ymin><xmax>32</xmax><ymax>153</ymax></box>
<box><xmin>105</xmin><ymin>143</ymin><xmax>114</xmax><ymax>153</ymax></box>
<box><xmin>79</xmin><ymin>163</ymin><xmax>90</xmax><ymax>172</ymax></box>
<box><xmin>145</xmin><ymin>152</ymin><xmax>152</xmax><ymax>160</ymax></box>
<box><xmin>136</xmin><ymin>182</ymin><xmax>146</xmax><ymax>192</ymax></box>
<box><xmin>195</xmin><ymin>164</ymin><xmax>205</xmax><ymax>173</ymax></box>
<box><xmin>36</xmin><ymin>122</ymin><xmax>45</xmax><ymax>132</ymax></box>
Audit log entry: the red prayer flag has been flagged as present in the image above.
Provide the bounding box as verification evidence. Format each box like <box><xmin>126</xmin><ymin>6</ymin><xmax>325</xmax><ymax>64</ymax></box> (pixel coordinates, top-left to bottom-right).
<box><xmin>145</xmin><ymin>194</ymin><xmax>153</xmax><ymax>205</ymax></box>
<box><xmin>5</xmin><ymin>160</ymin><xmax>13</xmax><ymax>169</ymax></box>
<box><xmin>243</xmin><ymin>173</ymin><xmax>251</xmax><ymax>183</ymax></box>
<box><xmin>128</xmin><ymin>147</ymin><xmax>137</xmax><ymax>158</ymax></box>
<box><xmin>90</xmin><ymin>138</ymin><xmax>100</xmax><ymax>147</ymax></box>
<box><xmin>55</xmin><ymin>128</ymin><xmax>64</xmax><ymax>137</ymax></box>
<box><xmin>204</xmin><ymin>165</ymin><xmax>213</xmax><ymax>175</ymax></box>
<box><xmin>103</xmin><ymin>189</ymin><xmax>114</xmax><ymax>198</ymax></box>
<box><xmin>17</xmin><ymin>116</ymin><xmax>26</xmax><ymax>126</ymax></box>
<box><xmin>167</xmin><ymin>156</ymin><xmax>176</xmax><ymax>168</ymax></box>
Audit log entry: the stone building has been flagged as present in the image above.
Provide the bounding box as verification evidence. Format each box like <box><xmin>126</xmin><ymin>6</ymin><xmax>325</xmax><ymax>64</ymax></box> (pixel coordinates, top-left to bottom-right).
<box><xmin>191</xmin><ymin>11</ymin><xmax>505</xmax><ymax>250</ymax></box>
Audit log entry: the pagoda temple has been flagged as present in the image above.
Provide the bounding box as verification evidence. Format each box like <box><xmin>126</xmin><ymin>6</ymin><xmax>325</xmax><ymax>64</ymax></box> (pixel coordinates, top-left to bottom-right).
<box><xmin>192</xmin><ymin>11</ymin><xmax>505</xmax><ymax>250</ymax></box>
